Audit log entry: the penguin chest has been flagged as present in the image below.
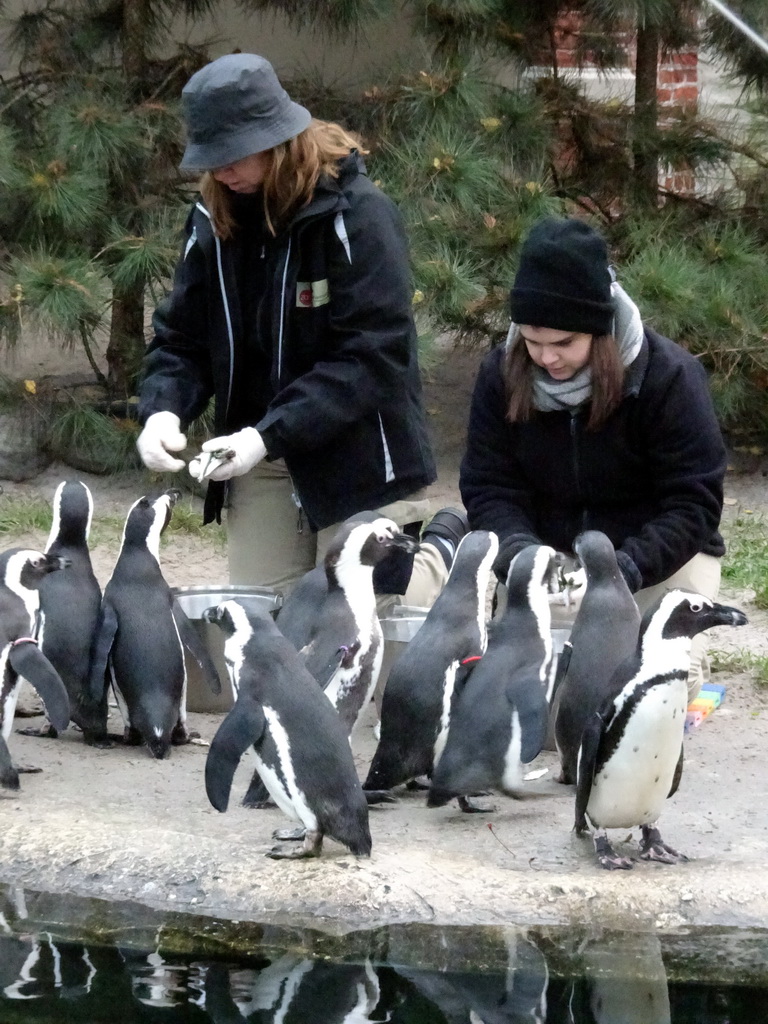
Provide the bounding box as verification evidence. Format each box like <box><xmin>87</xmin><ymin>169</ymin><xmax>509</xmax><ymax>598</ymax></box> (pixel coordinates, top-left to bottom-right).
<box><xmin>432</xmin><ymin>660</ymin><xmax>460</xmax><ymax>767</ymax></box>
<box><xmin>587</xmin><ymin>680</ymin><xmax>687</xmax><ymax>829</ymax></box>
<box><xmin>253</xmin><ymin>705</ymin><xmax>318</xmax><ymax>831</ymax></box>
<box><xmin>325</xmin><ymin>633</ymin><xmax>382</xmax><ymax>730</ymax></box>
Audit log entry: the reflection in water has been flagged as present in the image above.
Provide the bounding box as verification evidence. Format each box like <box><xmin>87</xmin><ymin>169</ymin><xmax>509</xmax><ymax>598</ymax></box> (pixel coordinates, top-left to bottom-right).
<box><xmin>0</xmin><ymin>889</ymin><xmax>767</xmax><ymax>1022</ymax></box>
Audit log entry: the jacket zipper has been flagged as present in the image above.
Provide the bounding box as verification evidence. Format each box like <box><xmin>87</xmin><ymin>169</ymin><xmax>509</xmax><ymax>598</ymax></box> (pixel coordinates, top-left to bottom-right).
<box><xmin>570</xmin><ymin>414</ymin><xmax>589</xmax><ymax>532</ymax></box>
<box><xmin>197</xmin><ymin>202</ymin><xmax>236</xmax><ymax>423</ymax></box>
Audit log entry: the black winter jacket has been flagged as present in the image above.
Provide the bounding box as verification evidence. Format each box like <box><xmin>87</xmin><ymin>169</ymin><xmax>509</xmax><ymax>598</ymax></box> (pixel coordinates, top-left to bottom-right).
<box><xmin>138</xmin><ymin>154</ymin><xmax>436</xmax><ymax>528</ymax></box>
<box><xmin>460</xmin><ymin>328</ymin><xmax>726</xmax><ymax>591</ymax></box>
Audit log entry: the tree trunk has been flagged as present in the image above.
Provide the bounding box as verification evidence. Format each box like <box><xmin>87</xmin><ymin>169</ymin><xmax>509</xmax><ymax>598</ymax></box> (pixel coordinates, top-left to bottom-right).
<box><xmin>122</xmin><ymin>0</ymin><xmax>149</xmax><ymax>98</ymax></box>
<box><xmin>633</xmin><ymin>20</ymin><xmax>660</xmax><ymax>207</ymax></box>
<box><xmin>105</xmin><ymin>0</ymin><xmax>151</xmax><ymax>394</ymax></box>
<box><xmin>107</xmin><ymin>281</ymin><xmax>146</xmax><ymax>394</ymax></box>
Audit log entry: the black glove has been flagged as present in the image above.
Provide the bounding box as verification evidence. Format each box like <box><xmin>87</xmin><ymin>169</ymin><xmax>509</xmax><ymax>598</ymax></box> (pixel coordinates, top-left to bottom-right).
<box><xmin>615</xmin><ymin>550</ymin><xmax>642</xmax><ymax>593</ymax></box>
<box><xmin>492</xmin><ymin>533</ymin><xmax>540</xmax><ymax>584</ymax></box>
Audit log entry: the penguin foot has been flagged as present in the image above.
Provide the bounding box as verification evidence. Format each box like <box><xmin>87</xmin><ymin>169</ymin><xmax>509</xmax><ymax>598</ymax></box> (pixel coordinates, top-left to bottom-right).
<box><xmin>364</xmin><ymin>790</ymin><xmax>397</xmax><ymax>805</ymax></box>
<box><xmin>267</xmin><ymin>830</ymin><xmax>323</xmax><ymax>859</ymax></box>
<box><xmin>458</xmin><ymin>795</ymin><xmax>497</xmax><ymax>814</ymax></box>
<box><xmin>0</xmin><ymin>768</ymin><xmax>20</xmax><ymax>791</ymax></box>
<box><xmin>242</xmin><ymin>771</ymin><xmax>274</xmax><ymax>808</ymax></box>
<box><xmin>406</xmin><ymin>776</ymin><xmax>431</xmax><ymax>791</ymax></box>
<box><xmin>639</xmin><ymin>825</ymin><xmax>688</xmax><ymax>864</ymax></box>
<box><xmin>12</xmin><ymin>705</ymin><xmax>45</xmax><ymax>718</ymax></box>
<box><xmin>15</xmin><ymin>724</ymin><xmax>59</xmax><ymax>739</ymax></box>
<box><xmin>82</xmin><ymin>732</ymin><xmax>115</xmax><ymax>749</ymax></box>
<box><xmin>13</xmin><ymin>763</ymin><xmax>43</xmax><ymax>774</ymax></box>
<box><xmin>124</xmin><ymin>726</ymin><xmax>143</xmax><ymax>746</ymax></box>
<box><xmin>594</xmin><ymin>834</ymin><xmax>634</xmax><ymax>870</ymax></box>
<box><xmin>171</xmin><ymin>725</ymin><xmax>198</xmax><ymax>745</ymax></box>
<box><xmin>272</xmin><ymin>827</ymin><xmax>307</xmax><ymax>841</ymax></box>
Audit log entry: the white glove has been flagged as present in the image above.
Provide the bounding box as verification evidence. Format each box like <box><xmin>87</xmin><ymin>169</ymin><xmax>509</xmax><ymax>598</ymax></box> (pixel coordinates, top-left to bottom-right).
<box><xmin>136</xmin><ymin>412</ymin><xmax>187</xmax><ymax>472</ymax></box>
<box><xmin>548</xmin><ymin>566</ymin><xmax>588</xmax><ymax>609</ymax></box>
<box><xmin>188</xmin><ymin>427</ymin><xmax>267</xmax><ymax>482</ymax></box>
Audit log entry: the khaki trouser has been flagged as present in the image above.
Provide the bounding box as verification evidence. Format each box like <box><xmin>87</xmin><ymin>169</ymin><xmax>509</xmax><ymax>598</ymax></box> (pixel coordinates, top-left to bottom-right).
<box><xmin>500</xmin><ymin>551</ymin><xmax>722</xmax><ymax>703</ymax></box>
<box><xmin>227</xmin><ymin>459</ymin><xmax>448</xmax><ymax>611</ymax></box>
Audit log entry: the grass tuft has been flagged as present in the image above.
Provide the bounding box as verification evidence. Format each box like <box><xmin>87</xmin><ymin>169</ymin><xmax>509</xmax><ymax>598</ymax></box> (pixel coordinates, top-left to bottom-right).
<box><xmin>710</xmin><ymin>648</ymin><xmax>768</xmax><ymax>686</ymax></box>
<box><xmin>721</xmin><ymin>511</ymin><xmax>768</xmax><ymax>609</ymax></box>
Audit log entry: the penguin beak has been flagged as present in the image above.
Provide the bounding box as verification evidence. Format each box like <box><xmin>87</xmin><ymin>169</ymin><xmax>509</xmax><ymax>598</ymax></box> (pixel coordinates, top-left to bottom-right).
<box><xmin>388</xmin><ymin>532</ymin><xmax>420</xmax><ymax>554</ymax></box>
<box><xmin>202</xmin><ymin>605</ymin><xmax>222</xmax><ymax>625</ymax></box>
<box><xmin>705</xmin><ymin>602</ymin><xmax>748</xmax><ymax>629</ymax></box>
<box><xmin>165</xmin><ymin>488</ymin><xmax>182</xmax><ymax>506</ymax></box>
<box><xmin>45</xmin><ymin>554</ymin><xmax>70</xmax><ymax>573</ymax></box>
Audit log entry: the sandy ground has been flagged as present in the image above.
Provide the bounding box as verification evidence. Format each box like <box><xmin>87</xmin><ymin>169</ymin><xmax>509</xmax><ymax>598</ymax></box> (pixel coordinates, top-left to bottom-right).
<box><xmin>0</xmin><ymin>347</ymin><xmax>767</xmax><ymax>935</ymax></box>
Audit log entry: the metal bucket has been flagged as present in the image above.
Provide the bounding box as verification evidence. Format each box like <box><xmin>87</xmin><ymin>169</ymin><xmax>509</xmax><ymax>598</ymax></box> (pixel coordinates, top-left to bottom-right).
<box><xmin>172</xmin><ymin>585</ymin><xmax>283</xmax><ymax>713</ymax></box>
<box><xmin>376</xmin><ymin>605</ymin><xmax>430</xmax><ymax>713</ymax></box>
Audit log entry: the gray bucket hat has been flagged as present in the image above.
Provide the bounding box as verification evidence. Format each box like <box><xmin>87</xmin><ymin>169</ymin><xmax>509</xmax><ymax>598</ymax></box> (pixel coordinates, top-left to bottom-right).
<box><xmin>179</xmin><ymin>53</ymin><xmax>312</xmax><ymax>173</ymax></box>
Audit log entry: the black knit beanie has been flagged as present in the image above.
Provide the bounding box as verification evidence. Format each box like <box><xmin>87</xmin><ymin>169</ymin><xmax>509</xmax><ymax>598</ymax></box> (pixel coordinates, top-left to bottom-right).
<box><xmin>509</xmin><ymin>217</ymin><xmax>615</xmax><ymax>335</ymax></box>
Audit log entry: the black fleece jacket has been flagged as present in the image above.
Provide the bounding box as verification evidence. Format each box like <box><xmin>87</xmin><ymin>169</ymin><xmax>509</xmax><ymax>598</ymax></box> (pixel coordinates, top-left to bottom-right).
<box><xmin>138</xmin><ymin>153</ymin><xmax>436</xmax><ymax>528</ymax></box>
<box><xmin>460</xmin><ymin>328</ymin><xmax>726</xmax><ymax>591</ymax></box>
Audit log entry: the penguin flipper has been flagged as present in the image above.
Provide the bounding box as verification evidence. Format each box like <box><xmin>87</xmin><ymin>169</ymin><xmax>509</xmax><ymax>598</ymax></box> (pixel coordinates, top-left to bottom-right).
<box><xmin>508</xmin><ymin>679</ymin><xmax>549</xmax><ymax>764</ymax></box>
<box><xmin>667</xmin><ymin>744</ymin><xmax>684</xmax><ymax>799</ymax></box>
<box><xmin>8</xmin><ymin>642</ymin><xmax>70</xmax><ymax>733</ymax></box>
<box><xmin>87</xmin><ymin>601</ymin><xmax>118</xmax><ymax>703</ymax></box>
<box><xmin>574</xmin><ymin>713</ymin><xmax>603</xmax><ymax>833</ymax></box>
<box><xmin>205</xmin><ymin>698</ymin><xmax>266</xmax><ymax>812</ymax></box>
<box><xmin>172</xmin><ymin>600</ymin><xmax>222</xmax><ymax>694</ymax></box>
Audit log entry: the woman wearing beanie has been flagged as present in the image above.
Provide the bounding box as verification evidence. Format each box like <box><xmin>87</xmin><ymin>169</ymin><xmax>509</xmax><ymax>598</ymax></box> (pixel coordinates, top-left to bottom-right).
<box><xmin>135</xmin><ymin>53</ymin><xmax>461</xmax><ymax>604</ymax></box>
<box><xmin>460</xmin><ymin>216</ymin><xmax>727</xmax><ymax>696</ymax></box>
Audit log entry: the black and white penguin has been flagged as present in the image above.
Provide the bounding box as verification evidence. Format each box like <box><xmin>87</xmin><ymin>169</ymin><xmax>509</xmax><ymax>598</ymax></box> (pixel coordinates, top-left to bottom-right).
<box><xmin>0</xmin><ymin>548</ymin><xmax>70</xmax><ymax>790</ymax></box>
<box><xmin>553</xmin><ymin>530</ymin><xmax>641</xmax><ymax>784</ymax></box>
<box><xmin>574</xmin><ymin>589</ymin><xmax>747</xmax><ymax>869</ymax></box>
<box><xmin>204</xmin><ymin>955</ymin><xmax>381</xmax><ymax>1022</ymax></box>
<box><xmin>296</xmin><ymin>517</ymin><xmax>419</xmax><ymax>737</ymax></box>
<box><xmin>364</xmin><ymin>530</ymin><xmax>498</xmax><ymax>803</ymax></box>
<box><xmin>203</xmin><ymin>600</ymin><xmax>371</xmax><ymax>859</ymax></box>
<box><xmin>428</xmin><ymin>544</ymin><xmax>559</xmax><ymax>808</ymax></box>
<box><xmin>87</xmin><ymin>490</ymin><xmax>220</xmax><ymax>758</ymax></box>
<box><xmin>19</xmin><ymin>481</ymin><xmax>105</xmax><ymax>743</ymax></box>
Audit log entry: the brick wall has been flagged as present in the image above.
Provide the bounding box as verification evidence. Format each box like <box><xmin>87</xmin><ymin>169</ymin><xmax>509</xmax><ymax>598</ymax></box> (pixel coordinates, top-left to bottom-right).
<box><xmin>544</xmin><ymin>10</ymin><xmax>700</xmax><ymax>197</ymax></box>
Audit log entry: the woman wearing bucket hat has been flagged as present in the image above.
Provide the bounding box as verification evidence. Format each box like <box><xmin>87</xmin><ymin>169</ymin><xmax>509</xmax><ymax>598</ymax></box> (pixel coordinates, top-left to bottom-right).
<box><xmin>136</xmin><ymin>53</ymin><xmax>466</xmax><ymax>601</ymax></box>
<box><xmin>460</xmin><ymin>216</ymin><xmax>727</xmax><ymax>698</ymax></box>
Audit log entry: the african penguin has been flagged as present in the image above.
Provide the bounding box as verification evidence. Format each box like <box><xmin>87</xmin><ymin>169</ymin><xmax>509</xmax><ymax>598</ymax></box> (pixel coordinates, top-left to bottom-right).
<box><xmin>18</xmin><ymin>481</ymin><xmax>105</xmax><ymax>743</ymax></box>
<box><xmin>204</xmin><ymin>955</ymin><xmax>381</xmax><ymax>1022</ymax></box>
<box><xmin>428</xmin><ymin>544</ymin><xmax>559</xmax><ymax>809</ymax></box>
<box><xmin>553</xmin><ymin>530</ymin><xmax>641</xmax><ymax>784</ymax></box>
<box><xmin>364</xmin><ymin>530</ymin><xmax>498</xmax><ymax>805</ymax></box>
<box><xmin>0</xmin><ymin>548</ymin><xmax>70</xmax><ymax>790</ymax></box>
<box><xmin>574</xmin><ymin>589</ymin><xmax>747</xmax><ymax>870</ymax></box>
<box><xmin>204</xmin><ymin>600</ymin><xmax>371</xmax><ymax>859</ymax></box>
<box><xmin>87</xmin><ymin>490</ymin><xmax>220</xmax><ymax>758</ymax></box>
<box><xmin>242</xmin><ymin>513</ymin><xmax>413</xmax><ymax>809</ymax></box>
<box><xmin>300</xmin><ymin>517</ymin><xmax>419</xmax><ymax>735</ymax></box>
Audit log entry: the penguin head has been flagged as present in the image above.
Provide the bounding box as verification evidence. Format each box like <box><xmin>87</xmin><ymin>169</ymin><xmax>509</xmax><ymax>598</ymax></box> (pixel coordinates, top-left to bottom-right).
<box><xmin>326</xmin><ymin>517</ymin><xmax>419</xmax><ymax>577</ymax></box>
<box><xmin>505</xmin><ymin>544</ymin><xmax>558</xmax><ymax>603</ymax></box>
<box><xmin>644</xmin><ymin>589</ymin><xmax>748</xmax><ymax>644</ymax></box>
<box><xmin>46</xmin><ymin>480</ymin><xmax>94</xmax><ymax>550</ymax></box>
<box><xmin>574</xmin><ymin>530</ymin><xmax>620</xmax><ymax>582</ymax></box>
<box><xmin>203</xmin><ymin>599</ymin><xmax>270</xmax><ymax>639</ymax></box>
<box><xmin>203</xmin><ymin>601</ymin><xmax>239</xmax><ymax>637</ymax></box>
<box><xmin>0</xmin><ymin>548</ymin><xmax>69</xmax><ymax>595</ymax></box>
<box><xmin>121</xmin><ymin>490</ymin><xmax>180</xmax><ymax>554</ymax></box>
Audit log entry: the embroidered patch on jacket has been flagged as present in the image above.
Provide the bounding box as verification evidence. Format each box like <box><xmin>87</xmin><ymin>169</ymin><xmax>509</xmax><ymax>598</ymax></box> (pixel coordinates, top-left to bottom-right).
<box><xmin>296</xmin><ymin>279</ymin><xmax>330</xmax><ymax>308</ymax></box>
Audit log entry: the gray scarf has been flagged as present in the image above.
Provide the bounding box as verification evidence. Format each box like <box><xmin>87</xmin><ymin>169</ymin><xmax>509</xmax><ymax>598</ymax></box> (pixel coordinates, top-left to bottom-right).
<box><xmin>504</xmin><ymin>282</ymin><xmax>645</xmax><ymax>412</ymax></box>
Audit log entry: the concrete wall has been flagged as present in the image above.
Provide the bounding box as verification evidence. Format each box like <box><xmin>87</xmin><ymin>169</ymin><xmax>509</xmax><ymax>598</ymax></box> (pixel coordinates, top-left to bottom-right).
<box><xmin>0</xmin><ymin>2</ymin><xmax>423</xmax><ymax>91</ymax></box>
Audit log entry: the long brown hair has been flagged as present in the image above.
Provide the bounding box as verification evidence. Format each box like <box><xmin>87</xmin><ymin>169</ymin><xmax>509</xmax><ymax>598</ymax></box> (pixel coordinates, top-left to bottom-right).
<box><xmin>502</xmin><ymin>327</ymin><xmax>625</xmax><ymax>430</ymax></box>
<box><xmin>199</xmin><ymin>119</ymin><xmax>367</xmax><ymax>239</ymax></box>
